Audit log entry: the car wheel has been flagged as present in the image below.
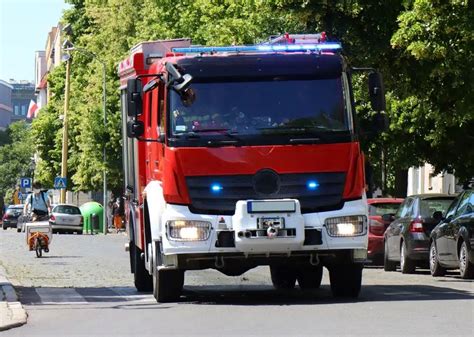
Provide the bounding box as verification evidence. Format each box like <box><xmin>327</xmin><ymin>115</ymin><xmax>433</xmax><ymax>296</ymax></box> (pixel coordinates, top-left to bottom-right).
<box><xmin>384</xmin><ymin>241</ymin><xmax>397</xmax><ymax>272</ymax></box>
<box><xmin>429</xmin><ymin>241</ymin><xmax>446</xmax><ymax>277</ymax></box>
<box><xmin>297</xmin><ymin>265</ymin><xmax>323</xmax><ymax>289</ymax></box>
<box><xmin>270</xmin><ymin>265</ymin><xmax>297</xmax><ymax>289</ymax></box>
<box><xmin>400</xmin><ymin>241</ymin><xmax>416</xmax><ymax>274</ymax></box>
<box><xmin>2</xmin><ymin>224</ymin><xmax>6</xmax><ymax>230</ymax></box>
<box><xmin>459</xmin><ymin>241</ymin><xmax>474</xmax><ymax>279</ymax></box>
<box><xmin>329</xmin><ymin>263</ymin><xmax>363</xmax><ymax>298</ymax></box>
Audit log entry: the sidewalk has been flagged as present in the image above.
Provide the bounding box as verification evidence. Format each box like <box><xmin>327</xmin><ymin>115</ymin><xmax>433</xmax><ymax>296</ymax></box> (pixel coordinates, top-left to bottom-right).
<box><xmin>0</xmin><ymin>264</ymin><xmax>27</xmax><ymax>331</ymax></box>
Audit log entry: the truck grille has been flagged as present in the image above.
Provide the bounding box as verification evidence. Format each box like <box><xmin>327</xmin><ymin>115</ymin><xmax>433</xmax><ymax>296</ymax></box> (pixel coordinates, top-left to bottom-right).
<box><xmin>186</xmin><ymin>172</ymin><xmax>346</xmax><ymax>215</ymax></box>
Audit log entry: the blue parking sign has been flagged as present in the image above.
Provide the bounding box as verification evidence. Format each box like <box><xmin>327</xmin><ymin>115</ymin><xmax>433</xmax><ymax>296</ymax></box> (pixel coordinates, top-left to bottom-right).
<box><xmin>20</xmin><ymin>177</ymin><xmax>32</xmax><ymax>189</ymax></box>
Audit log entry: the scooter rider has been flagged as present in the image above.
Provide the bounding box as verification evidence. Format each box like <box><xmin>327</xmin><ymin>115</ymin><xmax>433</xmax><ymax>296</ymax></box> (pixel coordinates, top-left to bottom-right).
<box><xmin>23</xmin><ymin>182</ymin><xmax>51</xmax><ymax>221</ymax></box>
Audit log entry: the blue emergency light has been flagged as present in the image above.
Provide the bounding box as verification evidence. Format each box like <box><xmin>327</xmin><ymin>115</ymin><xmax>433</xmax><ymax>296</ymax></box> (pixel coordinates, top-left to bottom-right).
<box><xmin>172</xmin><ymin>42</ymin><xmax>341</xmax><ymax>54</ymax></box>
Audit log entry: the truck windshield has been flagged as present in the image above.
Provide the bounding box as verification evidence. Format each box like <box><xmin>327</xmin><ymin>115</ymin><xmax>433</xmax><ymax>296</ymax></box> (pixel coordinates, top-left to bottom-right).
<box><xmin>169</xmin><ymin>77</ymin><xmax>350</xmax><ymax>144</ymax></box>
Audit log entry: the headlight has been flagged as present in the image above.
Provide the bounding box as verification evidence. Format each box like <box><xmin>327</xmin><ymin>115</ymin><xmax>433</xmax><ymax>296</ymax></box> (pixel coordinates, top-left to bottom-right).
<box><xmin>167</xmin><ymin>220</ymin><xmax>211</xmax><ymax>241</ymax></box>
<box><xmin>325</xmin><ymin>215</ymin><xmax>366</xmax><ymax>237</ymax></box>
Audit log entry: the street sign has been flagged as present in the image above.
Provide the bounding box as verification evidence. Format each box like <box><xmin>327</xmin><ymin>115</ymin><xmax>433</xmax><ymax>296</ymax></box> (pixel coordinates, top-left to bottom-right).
<box><xmin>20</xmin><ymin>177</ymin><xmax>32</xmax><ymax>189</ymax></box>
<box><xmin>18</xmin><ymin>192</ymin><xmax>23</xmax><ymax>200</ymax></box>
<box><xmin>54</xmin><ymin>177</ymin><xmax>67</xmax><ymax>189</ymax></box>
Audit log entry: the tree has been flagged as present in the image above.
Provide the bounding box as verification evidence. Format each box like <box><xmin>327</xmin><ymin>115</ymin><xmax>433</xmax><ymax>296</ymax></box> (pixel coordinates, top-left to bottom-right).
<box><xmin>391</xmin><ymin>0</ymin><xmax>474</xmax><ymax>183</ymax></box>
<box><xmin>0</xmin><ymin>121</ymin><xmax>35</xmax><ymax>201</ymax></box>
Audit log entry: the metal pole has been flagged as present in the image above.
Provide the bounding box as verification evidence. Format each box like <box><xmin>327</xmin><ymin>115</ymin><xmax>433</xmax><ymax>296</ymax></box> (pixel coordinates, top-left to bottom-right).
<box><xmin>102</xmin><ymin>62</ymin><xmax>107</xmax><ymax>235</ymax></box>
<box><xmin>60</xmin><ymin>56</ymin><xmax>71</xmax><ymax>204</ymax></box>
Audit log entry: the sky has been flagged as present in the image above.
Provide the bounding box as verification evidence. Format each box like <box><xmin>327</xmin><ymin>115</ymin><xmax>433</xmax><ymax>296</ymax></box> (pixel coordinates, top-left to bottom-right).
<box><xmin>0</xmin><ymin>0</ymin><xmax>70</xmax><ymax>82</ymax></box>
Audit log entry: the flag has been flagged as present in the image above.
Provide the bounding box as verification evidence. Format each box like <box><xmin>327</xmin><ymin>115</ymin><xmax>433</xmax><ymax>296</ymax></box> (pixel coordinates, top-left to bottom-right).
<box><xmin>27</xmin><ymin>100</ymin><xmax>39</xmax><ymax>119</ymax></box>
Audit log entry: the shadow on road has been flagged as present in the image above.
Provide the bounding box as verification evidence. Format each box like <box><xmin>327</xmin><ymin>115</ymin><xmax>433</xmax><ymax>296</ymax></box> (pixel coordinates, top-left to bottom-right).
<box><xmin>14</xmin><ymin>282</ymin><xmax>473</xmax><ymax>307</ymax></box>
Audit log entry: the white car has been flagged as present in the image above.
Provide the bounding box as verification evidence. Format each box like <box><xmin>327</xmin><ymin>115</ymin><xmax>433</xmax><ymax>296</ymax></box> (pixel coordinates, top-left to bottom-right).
<box><xmin>49</xmin><ymin>204</ymin><xmax>83</xmax><ymax>234</ymax></box>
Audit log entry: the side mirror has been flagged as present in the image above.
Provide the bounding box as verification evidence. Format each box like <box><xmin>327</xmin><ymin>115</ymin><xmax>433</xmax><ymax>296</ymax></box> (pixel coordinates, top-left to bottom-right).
<box><xmin>127</xmin><ymin>120</ymin><xmax>144</xmax><ymax>138</ymax></box>
<box><xmin>368</xmin><ymin>72</ymin><xmax>386</xmax><ymax>112</ymax></box>
<box><xmin>165</xmin><ymin>62</ymin><xmax>193</xmax><ymax>93</ymax></box>
<box><xmin>373</xmin><ymin>112</ymin><xmax>389</xmax><ymax>133</ymax></box>
<box><xmin>432</xmin><ymin>211</ymin><xmax>444</xmax><ymax>222</ymax></box>
<box><xmin>127</xmin><ymin>78</ymin><xmax>143</xmax><ymax>117</ymax></box>
<box><xmin>382</xmin><ymin>213</ymin><xmax>395</xmax><ymax>223</ymax></box>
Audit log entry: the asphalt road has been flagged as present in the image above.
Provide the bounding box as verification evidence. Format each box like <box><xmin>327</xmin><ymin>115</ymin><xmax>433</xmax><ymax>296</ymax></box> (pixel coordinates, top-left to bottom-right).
<box><xmin>0</xmin><ymin>229</ymin><xmax>473</xmax><ymax>337</ymax></box>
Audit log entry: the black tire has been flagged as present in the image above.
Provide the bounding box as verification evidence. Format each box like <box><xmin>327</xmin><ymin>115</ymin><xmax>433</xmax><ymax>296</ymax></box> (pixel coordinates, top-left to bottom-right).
<box><xmin>153</xmin><ymin>267</ymin><xmax>185</xmax><ymax>303</ymax></box>
<box><xmin>132</xmin><ymin>244</ymin><xmax>153</xmax><ymax>292</ymax></box>
<box><xmin>329</xmin><ymin>263</ymin><xmax>363</xmax><ymax>298</ymax></box>
<box><xmin>270</xmin><ymin>265</ymin><xmax>297</xmax><ymax>290</ymax></box>
<box><xmin>429</xmin><ymin>241</ymin><xmax>446</xmax><ymax>277</ymax></box>
<box><xmin>17</xmin><ymin>227</ymin><xmax>21</xmax><ymax>233</ymax></box>
<box><xmin>35</xmin><ymin>238</ymin><xmax>42</xmax><ymax>258</ymax></box>
<box><xmin>2</xmin><ymin>224</ymin><xmax>6</xmax><ymax>230</ymax></box>
<box><xmin>297</xmin><ymin>265</ymin><xmax>323</xmax><ymax>289</ymax></box>
<box><xmin>459</xmin><ymin>241</ymin><xmax>474</xmax><ymax>279</ymax></box>
<box><xmin>384</xmin><ymin>241</ymin><xmax>397</xmax><ymax>272</ymax></box>
<box><xmin>400</xmin><ymin>241</ymin><xmax>416</xmax><ymax>274</ymax></box>
<box><xmin>78</xmin><ymin>230</ymin><xmax>83</xmax><ymax>235</ymax></box>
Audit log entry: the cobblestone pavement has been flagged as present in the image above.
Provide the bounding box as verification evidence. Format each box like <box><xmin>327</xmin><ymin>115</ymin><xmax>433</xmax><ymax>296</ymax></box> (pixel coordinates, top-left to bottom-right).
<box><xmin>1</xmin><ymin>229</ymin><xmax>473</xmax><ymax>337</ymax></box>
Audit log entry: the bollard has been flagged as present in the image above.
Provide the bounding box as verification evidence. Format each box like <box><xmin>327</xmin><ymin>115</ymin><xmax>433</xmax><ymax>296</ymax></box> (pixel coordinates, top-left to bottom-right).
<box><xmin>91</xmin><ymin>213</ymin><xmax>99</xmax><ymax>234</ymax></box>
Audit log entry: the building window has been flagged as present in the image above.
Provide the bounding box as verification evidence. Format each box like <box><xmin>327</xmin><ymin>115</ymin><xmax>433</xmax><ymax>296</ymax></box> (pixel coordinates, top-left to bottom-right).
<box><xmin>21</xmin><ymin>105</ymin><xmax>26</xmax><ymax>115</ymax></box>
<box><xmin>14</xmin><ymin>105</ymin><xmax>19</xmax><ymax>115</ymax></box>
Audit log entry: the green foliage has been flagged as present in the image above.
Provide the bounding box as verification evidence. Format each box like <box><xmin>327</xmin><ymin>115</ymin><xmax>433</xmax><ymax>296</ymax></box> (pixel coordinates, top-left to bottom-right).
<box><xmin>30</xmin><ymin>0</ymin><xmax>472</xmax><ymax>196</ymax></box>
<box><xmin>0</xmin><ymin>121</ymin><xmax>35</xmax><ymax>198</ymax></box>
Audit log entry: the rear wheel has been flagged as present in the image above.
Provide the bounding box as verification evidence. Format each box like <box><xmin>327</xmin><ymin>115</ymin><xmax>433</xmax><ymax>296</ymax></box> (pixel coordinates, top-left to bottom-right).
<box><xmin>297</xmin><ymin>265</ymin><xmax>323</xmax><ymax>289</ymax></box>
<box><xmin>400</xmin><ymin>241</ymin><xmax>416</xmax><ymax>274</ymax></box>
<box><xmin>459</xmin><ymin>241</ymin><xmax>474</xmax><ymax>279</ymax></box>
<box><xmin>329</xmin><ymin>263</ymin><xmax>363</xmax><ymax>298</ymax></box>
<box><xmin>132</xmin><ymin>243</ymin><xmax>153</xmax><ymax>292</ymax></box>
<box><xmin>35</xmin><ymin>238</ymin><xmax>42</xmax><ymax>258</ymax></box>
<box><xmin>383</xmin><ymin>241</ymin><xmax>397</xmax><ymax>271</ymax></box>
<box><xmin>429</xmin><ymin>241</ymin><xmax>446</xmax><ymax>276</ymax></box>
<box><xmin>270</xmin><ymin>265</ymin><xmax>297</xmax><ymax>290</ymax></box>
<box><xmin>2</xmin><ymin>224</ymin><xmax>6</xmax><ymax>230</ymax></box>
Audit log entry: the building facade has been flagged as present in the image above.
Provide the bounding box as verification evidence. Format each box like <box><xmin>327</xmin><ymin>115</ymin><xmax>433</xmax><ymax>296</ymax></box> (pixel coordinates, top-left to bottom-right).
<box><xmin>0</xmin><ymin>80</ymin><xmax>13</xmax><ymax>129</ymax></box>
<box><xmin>10</xmin><ymin>80</ymin><xmax>35</xmax><ymax>122</ymax></box>
<box><xmin>35</xmin><ymin>51</ymin><xmax>47</xmax><ymax>108</ymax></box>
<box><xmin>407</xmin><ymin>163</ymin><xmax>459</xmax><ymax>196</ymax></box>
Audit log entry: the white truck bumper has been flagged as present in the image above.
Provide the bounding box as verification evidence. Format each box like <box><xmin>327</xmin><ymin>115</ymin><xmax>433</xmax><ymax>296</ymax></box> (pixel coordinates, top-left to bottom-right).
<box><xmin>160</xmin><ymin>198</ymin><xmax>367</xmax><ymax>256</ymax></box>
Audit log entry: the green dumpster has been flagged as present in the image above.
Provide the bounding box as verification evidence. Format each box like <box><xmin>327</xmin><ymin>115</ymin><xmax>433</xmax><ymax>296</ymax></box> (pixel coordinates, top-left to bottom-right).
<box><xmin>80</xmin><ymin>202</ymin><xmax>104</xmax><ymax>234</ymax></box>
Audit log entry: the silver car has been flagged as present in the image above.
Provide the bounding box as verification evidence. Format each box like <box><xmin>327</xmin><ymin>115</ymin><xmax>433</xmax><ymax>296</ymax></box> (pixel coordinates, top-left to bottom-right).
<box><xmin>50</xmin><ymin>204</ymin><xmax>83</xmax><ymax>234</ymax></box>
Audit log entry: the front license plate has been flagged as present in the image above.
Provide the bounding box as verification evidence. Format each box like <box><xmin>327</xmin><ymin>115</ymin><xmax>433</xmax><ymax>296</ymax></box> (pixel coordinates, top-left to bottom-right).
<box><xmin>247</xmin><ymin>200</ymin><xmax>296</xmax><ymax>213</ymax></box>
<box><xmin>257</xmin><ymin>217</ymin><xmax>285</xmax><ymax>229</ymax></box>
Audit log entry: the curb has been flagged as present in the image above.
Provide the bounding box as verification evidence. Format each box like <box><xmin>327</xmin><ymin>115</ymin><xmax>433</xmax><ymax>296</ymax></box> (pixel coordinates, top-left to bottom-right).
<box><xmin>0</xmin><ymin>265</ymin><xmax>27</xmax><ymax>331</ymax></box>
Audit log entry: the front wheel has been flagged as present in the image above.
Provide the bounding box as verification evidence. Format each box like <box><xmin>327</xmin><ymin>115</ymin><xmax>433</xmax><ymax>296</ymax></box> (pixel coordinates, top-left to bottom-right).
<box><xmin>270</xmin><ymin>265</ymin><xmax>297</xmax><ymax>290</ymax></box>
<box><xmin>153</xmin><ymin>267</ymin><xmax>185</xmax><ymax>303</ymax></box>
<box><xmin>459</xmin><ymin>242</ymin><xmax>474</xmax><ymax>279</ymax></box>
<box><xmin>429</xmin><ymin>241</ymin><xmax>446</xmax><ymax>277</ymax></box>
<box><xmin>329</xmin><ymin>263</ymin><xmax>363</xmax><ymax>298</ymax></box>
<box><xmin>35</xmin><ymin>238</ymin><xmax>42</xmax><ymax>258</ymax></box>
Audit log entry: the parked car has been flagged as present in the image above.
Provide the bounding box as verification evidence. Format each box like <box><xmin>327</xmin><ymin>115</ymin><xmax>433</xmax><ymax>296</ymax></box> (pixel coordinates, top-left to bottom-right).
<box><xmin>383</xmin><ymin>194</ymin><xmax>455</xmax><ymax>273</ymax></box>
<box><xmin>49</xmin><ymin>204</ymin><xmax>83</xmax><ymax>234</ymax></box>
<box><xmin>367</xmin><ymin>198</ymin><xmax>404</xmax><ymax>264</ymax></box>
<box><xmin>2</xmin><ymin>205</ymin><xmax>24</xmax><ymax>230</ymax></box>
<box><xmin>429</xmin><ymin>189</ymin><xmax>474</xmax><ymax>279</ymax></box>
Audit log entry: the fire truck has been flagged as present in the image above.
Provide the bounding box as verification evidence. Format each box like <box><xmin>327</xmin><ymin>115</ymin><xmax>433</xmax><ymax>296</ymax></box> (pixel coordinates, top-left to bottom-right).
<box><xmin>118</xmin><ymin>33</ymin><xmax>386</xmax><ymax>302</ymax></box>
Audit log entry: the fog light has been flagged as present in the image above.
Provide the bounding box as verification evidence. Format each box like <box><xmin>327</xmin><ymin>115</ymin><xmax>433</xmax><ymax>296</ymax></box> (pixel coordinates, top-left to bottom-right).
<box><xmin>167</xmin><ymin>220</ymin><xmax>211</xmax><ymax>241</ymax></box>
<box><xmin>325</xmin><ymin>215</ymin><xmax>366</xmax><ymax>237</ymax></box>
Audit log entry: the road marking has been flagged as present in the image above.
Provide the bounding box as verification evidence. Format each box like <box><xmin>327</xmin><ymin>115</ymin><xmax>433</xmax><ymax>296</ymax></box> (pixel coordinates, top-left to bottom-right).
<box><xmin>36</xmin><ymin>288</ymin><xmax>88</xmax><ymax>304</ymax></box>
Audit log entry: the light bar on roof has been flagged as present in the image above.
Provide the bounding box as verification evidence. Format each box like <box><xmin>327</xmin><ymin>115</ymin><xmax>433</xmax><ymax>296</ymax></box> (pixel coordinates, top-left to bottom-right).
<box><xmin>172</xmin><ymin>42</ymin><xmax>342</xmax><ymax>54</ymax></box>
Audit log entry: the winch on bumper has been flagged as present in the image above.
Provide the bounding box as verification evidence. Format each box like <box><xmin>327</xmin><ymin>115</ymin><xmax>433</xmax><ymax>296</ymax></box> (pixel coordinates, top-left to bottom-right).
<box><xmin>159</xmin><ymin>198</ymin><xmax>368</xmax><ymax>270</ymax></box>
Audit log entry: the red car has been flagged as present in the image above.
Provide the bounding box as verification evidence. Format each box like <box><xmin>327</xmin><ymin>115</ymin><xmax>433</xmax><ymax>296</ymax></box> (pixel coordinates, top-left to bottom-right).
<box><xmin>367</xmin><ymin>198</ymin><xmax>404</xmax><ymax>264</ymax></box>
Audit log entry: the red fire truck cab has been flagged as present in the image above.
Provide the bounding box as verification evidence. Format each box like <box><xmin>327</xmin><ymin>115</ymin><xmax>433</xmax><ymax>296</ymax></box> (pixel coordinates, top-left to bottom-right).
<box><xmin>118</xmin><ymin>34</ymin><xmax>386</xmax><ymax>302</ymax></box>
